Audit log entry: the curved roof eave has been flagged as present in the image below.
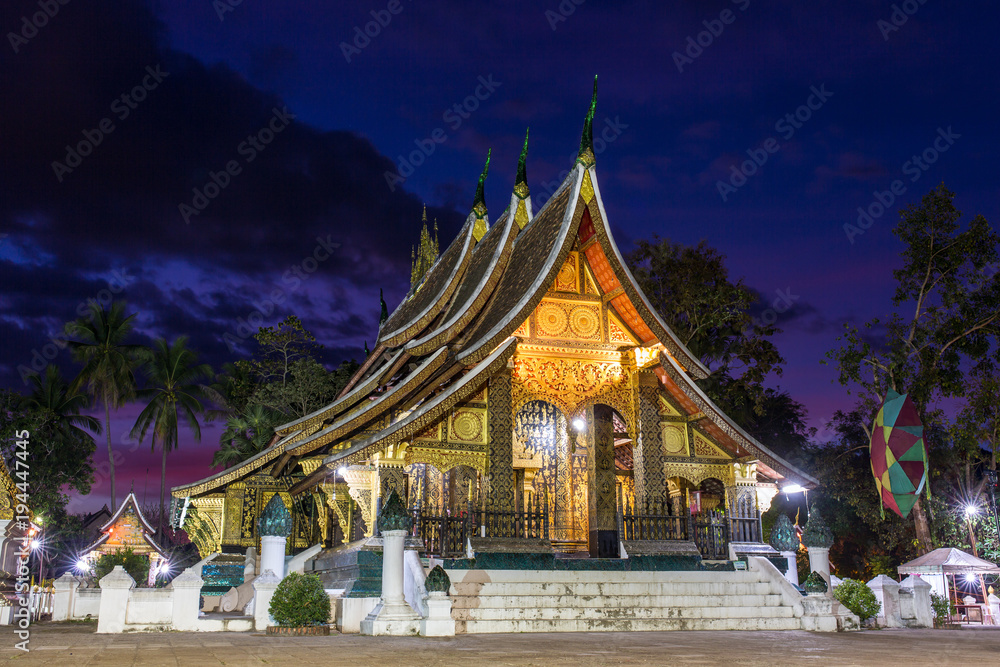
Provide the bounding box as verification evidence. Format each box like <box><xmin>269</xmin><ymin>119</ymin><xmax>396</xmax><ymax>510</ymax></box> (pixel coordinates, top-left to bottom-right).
<box><xmin>324</xmin><ymin>337</ymin><xmax>518</xmax><ymax>469</ymax></box>
<box><xmin>585</xmin><ymin>167</ymin><xmax>710</xmax><ymax>380</ymax></box>
<box><xmin>404</xmin><ymin>199</ymin><xmax>520</xmax><ymax>356</ymax></box>
<box><xmin>455</xmin><ymin>165</ymin><xmax>584</xmax><ymax>365</ymax></box>
<box><xmin>377</xmin><ymin>215</ymin><xmax>477</xmax><ymax>348</ymax></box>
<box><xmin>657</xmin><ymin>351</ymin><xmax>819</xmax><ymax>489</ymax></box>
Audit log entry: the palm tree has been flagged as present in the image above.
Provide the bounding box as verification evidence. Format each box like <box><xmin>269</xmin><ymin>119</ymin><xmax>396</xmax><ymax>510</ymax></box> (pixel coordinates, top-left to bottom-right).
<box><xmin>23</xmin><ymin>365</ymin><xmax>103</xmax><ymax>444</ymax></box>
<box><xmin>65</xmin><ymin>301</ymin><xmax>144</xmax><ymax>509</ymax></box>
<box><xmin>212</xmin><ymin>403</ymin><xmax>281</xmax><ymax>469</ymax></box>
<box><xmin>130</xmin><ymin>337</ymin><xmax>212</xmax><ymax>534</ymax></box>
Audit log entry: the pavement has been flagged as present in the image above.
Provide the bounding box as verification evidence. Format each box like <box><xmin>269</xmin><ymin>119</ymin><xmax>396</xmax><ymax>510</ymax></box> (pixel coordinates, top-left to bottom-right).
<box><xmin>0</xmin><ymin>622</ymin><xmax>993</xmax><ymax>666</ymax></box>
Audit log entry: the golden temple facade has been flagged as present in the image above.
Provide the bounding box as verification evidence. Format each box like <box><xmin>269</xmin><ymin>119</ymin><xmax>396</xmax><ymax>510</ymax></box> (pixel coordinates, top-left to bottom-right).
<box><xmin>172</xmin><ymin>82</ymin><xmax>817</xmax><ymax>559</ymax></box>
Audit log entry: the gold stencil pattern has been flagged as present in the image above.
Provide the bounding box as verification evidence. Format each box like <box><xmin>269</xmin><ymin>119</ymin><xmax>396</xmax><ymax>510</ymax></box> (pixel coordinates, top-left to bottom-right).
<box><xmin>662</xmin><ymin>424</ymin><xmax>687</xmax><ymax>455</ymax></box>
<box><xmin>451</xmin><ymin>410</ymin><xmax>485</xmax><ymax>442</ymax></box>
<box><xmin>555</xmin><ymin>253</ymin><xmax>578</xmax><ymax>292</ymax></box>
<box><xmin>570</xmin><ymin>306</ymin><xmax>600</xmax><ymax>339</ymax></box>
<box><xmin>536</xmin><ymin>302</ymin><xmax>569</xmax><ymax>337</ymax></box>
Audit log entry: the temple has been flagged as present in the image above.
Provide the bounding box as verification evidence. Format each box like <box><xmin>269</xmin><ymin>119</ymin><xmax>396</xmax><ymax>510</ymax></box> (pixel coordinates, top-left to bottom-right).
<box><xmin>171</xmin><ymin>78</ymin><xmax>817</xmax><ymax>568</ymax></box>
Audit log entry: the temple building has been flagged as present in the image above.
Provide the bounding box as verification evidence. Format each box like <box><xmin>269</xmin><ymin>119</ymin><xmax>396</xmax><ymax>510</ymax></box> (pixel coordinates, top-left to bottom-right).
<box><xmin>83</xmin><ymin>492</ymin><xmax>167</xmax><ymax>584</ymax></box>
<box><xmin>172</xmin><ymin>80</ymin><xmax>817</xmax><ymax>564</ymax></box>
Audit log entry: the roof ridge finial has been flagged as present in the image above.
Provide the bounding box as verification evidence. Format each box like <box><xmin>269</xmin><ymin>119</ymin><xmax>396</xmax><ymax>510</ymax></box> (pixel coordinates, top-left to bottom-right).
<box><xmin>473</xmin><ymin>149</ymin><xmax>491</xmax><ymax>217</ymax></box>
<box><xmin>577</xmin><ymin>75</ymin><xmax>598</xmax><ymax>168</ymax></box>
<box><xmin>379</xmin><ymin>288</ymin><xmax>388</xmax><ymax>325</ymax></box>
<box><xmin>514</xmin><ymin>128</ymin><xmax>530</xmax><ymax>199</ymax></box>
<box><xmin>422</xmin><ymin>204</ymin><xmax>427</xmax><ymax>222</ymax></box>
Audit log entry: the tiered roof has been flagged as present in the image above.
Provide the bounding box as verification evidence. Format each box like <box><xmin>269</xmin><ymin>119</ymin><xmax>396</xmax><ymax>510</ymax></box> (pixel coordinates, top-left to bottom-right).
<box><xmin>172</xmin><ymin>78</ymin><xmax>817</xmax><ymax>500</ymax></box>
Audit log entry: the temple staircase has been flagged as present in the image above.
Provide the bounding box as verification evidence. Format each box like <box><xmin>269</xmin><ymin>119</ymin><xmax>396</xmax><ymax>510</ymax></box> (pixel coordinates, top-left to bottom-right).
<box><xmin>447</xmin><ymin>569</ymin><xmax>802</xmax><ymax>633</ymax></box>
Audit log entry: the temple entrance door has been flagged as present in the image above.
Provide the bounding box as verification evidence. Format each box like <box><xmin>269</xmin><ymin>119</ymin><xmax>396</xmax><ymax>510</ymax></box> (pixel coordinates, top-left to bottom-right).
<box><xmin>514</xmin><ymin>400</ymin><xmax>588</xmax><ymax>552</ymax></box>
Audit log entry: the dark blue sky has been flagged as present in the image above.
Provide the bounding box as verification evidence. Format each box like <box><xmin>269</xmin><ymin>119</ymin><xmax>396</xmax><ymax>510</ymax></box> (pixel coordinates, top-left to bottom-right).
<box><xmin>1</xmin><ymin>0</ymin><xmax>996</xmax><ymax>511</ymax></box>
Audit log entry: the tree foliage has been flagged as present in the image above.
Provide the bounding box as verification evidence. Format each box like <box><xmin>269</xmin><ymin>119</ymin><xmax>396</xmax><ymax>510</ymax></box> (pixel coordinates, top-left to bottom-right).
<box><xmin>65</xmin><ymin>301</ymin><xmax>145</xmax><ymax>509</ymax></box>
<box><xmin>0</xmin><ymin>373</ymin><xmax>98</xmax><ymax>518</ymax></box>
<box><xmin>93</xmin><ymin>547</ymin><xmax>150</xmax><ymax>586</ymax></box>
<box><xmin>824</xmin><ymin>184</ymin><xmax>1000</xmax><ymax>552</ymax></box>
<box><xmin>627</xmin><ymin>236</ymin><xmax>784</xmax><ymax>416</ymax></box>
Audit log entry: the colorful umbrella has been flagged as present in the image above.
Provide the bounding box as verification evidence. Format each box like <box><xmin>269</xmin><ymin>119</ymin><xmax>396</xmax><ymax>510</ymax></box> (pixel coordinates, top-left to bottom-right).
<box><xmin>869</xmin><ymin>389</ymin><xmax>928</xmax><ymax>518</ymax></box>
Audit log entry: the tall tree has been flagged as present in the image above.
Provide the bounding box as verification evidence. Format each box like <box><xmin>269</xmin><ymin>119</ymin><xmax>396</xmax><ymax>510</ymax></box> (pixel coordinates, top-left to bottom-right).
<box><xmin>1</xmin><ymin>370</ymin><xmax>100</xmax><ymax>517</ymax></box>
<box><xmin>211</xmin><ymin>403</ymin><xmax>283</xmax><ymax>470</ymax></box>
<box><xmin>65</xmin><ymin>301</ymin><xmax>144</xmax><ymax>510</ymax></box>
<box><xmin>826</xmin><ymin>184</ymin><xmax>1000</xmax><ymax>552</ymax></box>
<box><xmin>130</xmin><ymin>337</ymin><xmax>212</xmax><ymax>533</ymax></box>
<box><xmin>626</xmin><ymin>236</ymin><xmax>784</xmax><ymax>415</ymax></box>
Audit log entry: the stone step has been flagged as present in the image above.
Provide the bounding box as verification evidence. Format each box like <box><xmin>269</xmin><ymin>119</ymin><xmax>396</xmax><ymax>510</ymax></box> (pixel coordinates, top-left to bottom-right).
<box><xmin>445</xmin><ymin>569</ymin><xmax>765</xmax><ymax>584</ymax></box>
<box><xmin>450</xmin><ymin>593</ymin><xmax>785</xmax><ymax>610</ymax></box>
<box><xmin>454</xmin><ymin>604</ymin><xmax>796</xmax><ymax>622</ymax></box>
<box><xmin>450</xmin><ymin>581</ymin><xmax>775</xmax><ymax>598</ymax></box>
<box><xmin>456</xmin><ymin>616</ymin><xmax>802</xmax><ymax>634</ymax></box>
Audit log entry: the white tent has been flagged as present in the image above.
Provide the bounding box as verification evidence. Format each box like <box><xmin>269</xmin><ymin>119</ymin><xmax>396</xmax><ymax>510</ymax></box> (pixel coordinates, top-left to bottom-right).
<box><xmin>898</xmin><ymin>548</ymin><xmax>1000</xmax><ymax>600</ymax></box>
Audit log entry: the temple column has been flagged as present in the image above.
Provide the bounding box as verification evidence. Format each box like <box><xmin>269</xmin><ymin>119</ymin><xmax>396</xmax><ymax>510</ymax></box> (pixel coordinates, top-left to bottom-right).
<box><xmin>589</xmin><ymin>404</ymin><xmax>619</xmax><ymax>558</ymax></box>
<box><xmin>726</xmin><ymin>463</ymin><xmax>762</xmax><ymax>543</ymax></box>
<box><xmin>486</xmin><ymin>369</ymin><xmax>515</xmax><ymax>517</ymax></box>
<box><xmin>633</xmin><ymin>381</ymin><xmax>668</xmax><ymax>511</ymax></box>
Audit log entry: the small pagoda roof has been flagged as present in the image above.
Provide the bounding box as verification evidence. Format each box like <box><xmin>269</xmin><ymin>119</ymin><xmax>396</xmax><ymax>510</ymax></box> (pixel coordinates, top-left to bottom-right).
<box><xmin>83</xmin><ymin>491</ymin><xmax>167</xmax><ymax>559</ymax></box>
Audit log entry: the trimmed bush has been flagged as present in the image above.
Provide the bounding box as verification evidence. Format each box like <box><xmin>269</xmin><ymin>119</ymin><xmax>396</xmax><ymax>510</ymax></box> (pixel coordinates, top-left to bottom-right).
<box><xmin>93</xmin><ymin>548</ymin><xmax>150</xmax><ymax>586</ymax></box>
<box><xmin>268</xmin><ymin>572</ymin><xmax>331</xmax><ymax>628</ymax></box>
<box><xmin>930</xmin><ymin>592</ymin><xmax>954</xmax><ymax>626</ymax></box>
<box><xmin>833</xmin><ymin>578</ymin><xmax>881</xmax><ymax>622</ymax></box>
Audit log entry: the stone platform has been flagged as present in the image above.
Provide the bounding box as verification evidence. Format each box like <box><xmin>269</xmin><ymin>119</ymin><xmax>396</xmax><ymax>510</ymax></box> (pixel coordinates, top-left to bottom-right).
<box><xmin>4</xmin><ymin>623</ymin><xmax>990</xmax><ymax>666</ymax></box>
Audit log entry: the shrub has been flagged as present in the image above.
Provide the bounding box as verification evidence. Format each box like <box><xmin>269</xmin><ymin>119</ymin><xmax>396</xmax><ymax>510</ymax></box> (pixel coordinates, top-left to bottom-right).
<box><xmin>930</xmin><ymin>592</ymin><xmax>954</xmax><ymax>626</ymax></box>
<box><xmin>268</xmin><ymin>572</ymin><xmax>331</xmax><ymax>627</ymax></box>
<box><xmin>833</xmin><ymin>578</ymin><xmax>881</xmax><ymax>622</ymax></box>
<box><xmin>93</xmin><ymin>548</ymin><xmax>150</xmax><ymax>586</ymax></box>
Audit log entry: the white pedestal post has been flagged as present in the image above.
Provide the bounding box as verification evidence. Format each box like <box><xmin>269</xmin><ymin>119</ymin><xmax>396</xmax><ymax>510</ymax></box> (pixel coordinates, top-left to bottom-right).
<box><xmin>96</xmin><ymin>566</ymin><xmax>134</xmax><ymax>633</ymax></box>
<box><xmin>807</xmin><ymin>546</ymin><xmax>831</xmax><ymax>585</ymax></box>
<box><xmin>988</xmin><ymin>593</ymin><xmax>999</xmax><ymax>625</ymax></box>
<box><xmin>867</xmin><ymin>574</ymin><xmax>902</xmax><ymax>627</ymax></box>
<box><xmin>260</xmin><ymin>535</ymin><xmax>287</xmax><ymax>580</ymax></box>
<box><xmin>170</xmin><ymin>567</ymin><xmax>204</xmax><ymax>631</ymax></box>
<box><xmin>360</xmin><ymin>529</ymin><xmax>420</xmax><ymax>636</ymax></box>
<box><xmin>52</xmin><ymin>573</ymin><xmax>79</xmax><ymax>622</ymax></box>
<box><xmin>900</xmin><ymin>575</ymin><xmax>933</xmax><ymax>627</ymax></box>
<box><xmin>780</xmin><ymin>551</ymin><xmax>799</xmax><ymax>586</ymax></box>
<box><xmin>252</xmin><ymin>570</ymin><xmax>281</xmax><ymax>631</ymax></box>
<box><xmin>421</xmin><ymin>591</ymin><xmax>455</xmax><ymax>636</ymax></box>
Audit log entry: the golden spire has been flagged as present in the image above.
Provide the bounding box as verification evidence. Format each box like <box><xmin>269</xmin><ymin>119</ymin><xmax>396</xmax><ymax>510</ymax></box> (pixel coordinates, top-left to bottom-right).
<box><xmin>410</xmin><ymin>205</ymin><xmax>439</xmax><ymax>288</ymax></box>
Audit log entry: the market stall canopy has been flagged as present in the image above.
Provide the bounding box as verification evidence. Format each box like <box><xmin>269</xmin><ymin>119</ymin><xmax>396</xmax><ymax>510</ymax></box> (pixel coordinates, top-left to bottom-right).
<box><xmin>898</xmin><ymin>548</ymin><xmax>1000</xmax><ymax>575</ymax></box>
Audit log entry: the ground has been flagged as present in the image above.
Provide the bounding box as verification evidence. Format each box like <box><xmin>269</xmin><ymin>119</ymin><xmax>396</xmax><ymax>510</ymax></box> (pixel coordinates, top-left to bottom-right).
<box><xmin>0</xmin><ymin>623</ymin><xmax>991</xmax><ymax>666</ymax></box>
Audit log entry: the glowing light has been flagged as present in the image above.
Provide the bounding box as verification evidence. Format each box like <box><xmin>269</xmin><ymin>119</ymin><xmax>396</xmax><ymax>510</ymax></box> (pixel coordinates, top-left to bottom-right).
<box><xmin>782</xmin><ymin>484</ymin><xmax>806</xmax><ymax>494</ymax></box>
<box><xmin>572</xmin><ymin>418</ymin><xmax>586</xmax><ymax>431</ymax></box>
<box><xmin>337</xmin><ymin>467</ymin><xmax>348</xmax><ymax>477</ymax></box>
<box><xmin>29</xmin><ymin>540</ymin><xmax>40</xmax><ymax>551</ymax></box>
<box><xmin>965</xmin><ymin>505</ymin><xmax>980</xmax><ymax>517</ymax></box>
<box><xmin>75</xmin><ymin>559</ymin><xmax>90</xmax><ymax>572</ymax></box>
<box><xmin>964</xmin><ymin>573</ymin><xmax>977</xmax><ymax>584</ymax></box>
